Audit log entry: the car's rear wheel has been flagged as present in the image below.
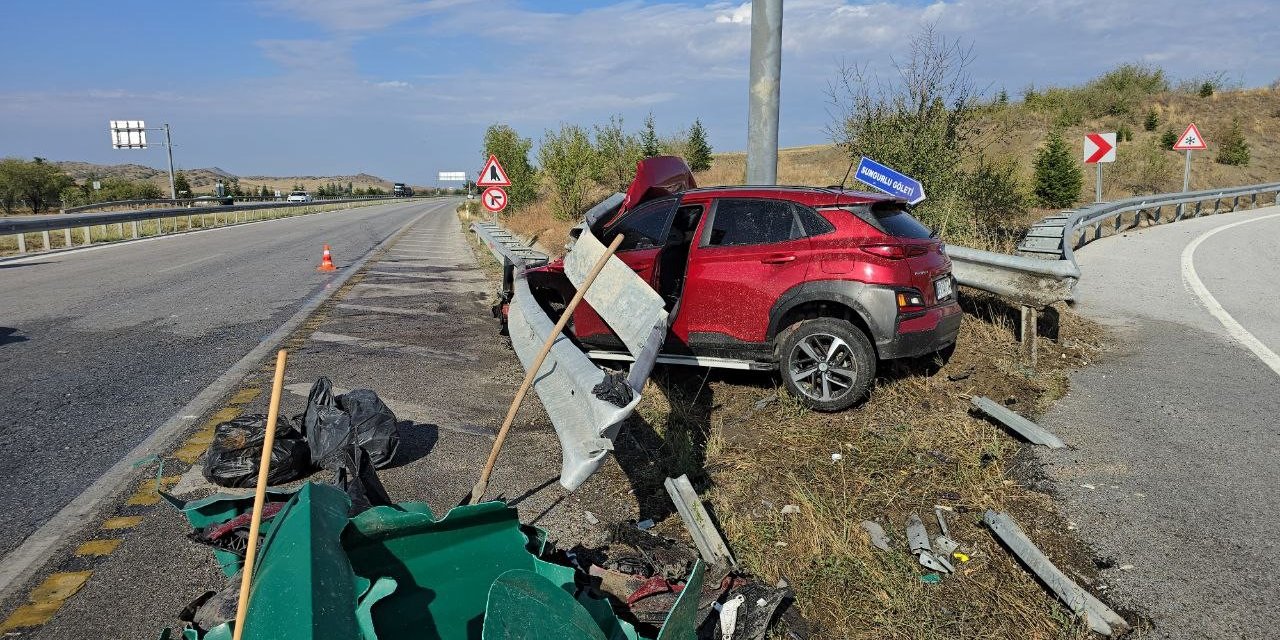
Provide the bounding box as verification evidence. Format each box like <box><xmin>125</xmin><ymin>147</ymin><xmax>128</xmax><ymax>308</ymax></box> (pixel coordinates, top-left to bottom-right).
<box><xmin>778</xmin><ymin>318</ymin><xmax>875</xmax><ymax>412</ymax></box>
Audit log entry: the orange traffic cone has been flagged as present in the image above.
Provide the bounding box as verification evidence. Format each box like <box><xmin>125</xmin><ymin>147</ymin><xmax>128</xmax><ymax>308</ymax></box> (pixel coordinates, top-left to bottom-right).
<box><xmin>317</xmin><ymin>244</ymin><xmax>337</xmax><ymax>272</ymax></box>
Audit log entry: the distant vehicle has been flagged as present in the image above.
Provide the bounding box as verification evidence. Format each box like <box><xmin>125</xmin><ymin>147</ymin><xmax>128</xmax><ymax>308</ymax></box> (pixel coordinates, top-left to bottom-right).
<box><xmin>287</xmin><ymin>191</ymin><xmax>312</xmax><ymax>203</ymax></box>
<box><xmin>518</xmin><ymin>156</ymin><xmax>961</xmax><ymax>412</ymax></box>
<box><xmin>393</xmin><ymin>183</ymin><xmax>414</xmax><ymax>197</ymax></box>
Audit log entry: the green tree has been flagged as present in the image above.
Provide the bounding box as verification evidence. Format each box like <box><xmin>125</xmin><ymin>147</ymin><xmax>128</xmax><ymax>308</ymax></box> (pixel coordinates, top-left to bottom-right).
<box><xmin>1116</xmin><ymin>124</ymin><xmax>1133</xmax><ymax>143</ymax></box>
<box><xmin>1143</xmin><ymin>108</ymin><xmax>1159</xmax><ymax>131</ymax></box>
<box><xmin>1215</xmin><ymin>117</ymin><xmax>1250</xmax><ymax>166</ymax></box>
<box><xmin>1198</xmin><ymin>81</ymin><xmax>1214</xmax><ymax>98</ymax></box>
<box><xmin>996</xmin><ymin>88</ymin><xmax>1009</xmax><ymax>106</ymax></box>
<box><xmin>482</xmin><ymin>124</ymin><xmax>537</xmax><ymax>211</ymax></box>
<box><xmin>173</xmin><ymin>171</ymin><xmax>193</xmax><ymax>197</ymax></box>
<box><xmin>1159</xmin><ymin>128</ymin><xmax>1179</xmax><ymax>150</ymax></box>
<box><xmin>1033</xmin><ymin>130</ymin><xmax>1083</xmax><ymax>208</ymax></box>
<box><xmin>686</xmin><ymin>119</ymin><xmax>713</xmax><ymax>172</ymax></box>
<box><xmin>964</xmin><ymin>155</ymin><xmax>1027</xmax><ymax>230</ymax></box>
<box><xmin>538</xmin><ymin>124</ymin><xmax>597</xmax><ymax>220</ymax></box>
<box><xmin>0</xmin><ymin>157</ymin><xmax>75</xmax><ymax>213</ymax></box>
<box><xmin>640</xmin><ymin>112</ymin><xmax>661</xmax><ymax>158</ymax></box>
<box><xmin>592</xmin><ymin>115</ymin><xmax>642</xmax><ymax>192</ymax></box>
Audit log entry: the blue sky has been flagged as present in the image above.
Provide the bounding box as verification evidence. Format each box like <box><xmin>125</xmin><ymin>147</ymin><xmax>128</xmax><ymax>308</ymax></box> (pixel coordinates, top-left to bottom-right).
<box><xmin>1</xmin><ymin>0</ymin><xmax>1275</xmax><ymax>184</ymax></box>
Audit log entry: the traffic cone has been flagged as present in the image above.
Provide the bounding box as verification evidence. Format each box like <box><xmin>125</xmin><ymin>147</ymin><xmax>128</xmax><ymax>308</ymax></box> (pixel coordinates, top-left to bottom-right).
<box><xmin>317</xmin><ymin>244</ymin><xmax>337</xmax><ymax>272</ymax></box>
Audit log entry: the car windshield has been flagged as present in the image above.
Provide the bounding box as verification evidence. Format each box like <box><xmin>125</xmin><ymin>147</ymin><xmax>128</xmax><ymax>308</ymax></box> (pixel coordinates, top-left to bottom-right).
<box><xmin>290</xmin><ymin>191</ymin><xmax>306</xmax><ymax>196</ymax></box>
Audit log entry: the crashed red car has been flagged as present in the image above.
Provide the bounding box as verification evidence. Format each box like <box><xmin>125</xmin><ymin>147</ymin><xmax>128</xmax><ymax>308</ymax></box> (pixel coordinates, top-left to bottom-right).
<box><xmin>522</xmin><ymin>156</ymin><xmax>961</xmax><ymax>411</ymax></box>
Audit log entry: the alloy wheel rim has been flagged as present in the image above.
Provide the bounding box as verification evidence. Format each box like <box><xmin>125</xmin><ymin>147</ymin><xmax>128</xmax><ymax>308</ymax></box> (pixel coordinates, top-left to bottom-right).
<box><xmin>788</xmin><ymin>332</ymin><xmax>857</xmax><ymax>402</ymax></box>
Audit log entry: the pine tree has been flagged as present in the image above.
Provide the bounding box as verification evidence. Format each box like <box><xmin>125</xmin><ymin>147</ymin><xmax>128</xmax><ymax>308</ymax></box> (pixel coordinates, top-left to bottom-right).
<box><xmin>640</xmin><ymin>112</ymin><xmax>661</xmax><ymax>158</ymax></box>
<box><xmin>1160</xmin><ymin>128</ymin><xmax>1179</xmax><ymax>150</ymax></box>
<box><xmin>1215</xmin><ymin>117</ymin><xmax>1250</xmax><ymax>166</ymax></box>
<box><xmin>1143</xmin><ymin>109</ymin><xmax>1159</xmax><ymax>131</ymax></box>
<box><xmin>1033</xmin><ymin>130</ymin><xmax>1083</xmax><ymax>208</ymax></box>
<box><xmin>1198</xmin><ymin>81</ymin><xmax>1214</xmax><ymax>98</ymax></box>
<box><xmin>686</xmin><ymin>119</ymin><xmax>713</xmax><ymax>172</ymax></box>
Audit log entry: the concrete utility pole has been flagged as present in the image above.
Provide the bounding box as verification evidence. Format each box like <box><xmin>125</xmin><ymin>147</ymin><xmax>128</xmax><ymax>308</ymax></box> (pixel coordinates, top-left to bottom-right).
<box><xmin>163</xmin><ymin>123</ymin><xmax>177</xmax><ymax>199</ymax></box>
<box><xmin>745</xmin><ymin>0</ymin><xmax>782</xmax><ymax>185</ymax></box>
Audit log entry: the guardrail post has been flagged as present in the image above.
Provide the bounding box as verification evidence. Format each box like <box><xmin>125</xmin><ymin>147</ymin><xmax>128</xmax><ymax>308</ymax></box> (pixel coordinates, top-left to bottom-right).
<box><xmin>82</xmin><ymin>226</ymin><xmax>91</xmax><ymax>246</ymax></box>
<box><xmin>1214</xmin><ymin>197</ymin><xmax>1222</xmax><ymax>213</ymax></box>
<box><xmin>1020</xmin><ymin>305</ymin><xmax>1038</xmax><ymax>369</ymax></box>
<box><xmin>117</xmin><ymin>222</ymin><xmax>124</xmax><ymax>239</ymax></box>
<box><xmin>15</xmin><ymin>233</ymin><xmax>25</xmax><ymax>254</ymax></box>
<box><xmin>187</xmin><ymin>214</ymin><xmax>193</xmax><ymax>229</ymax></box>
<box><xmin>1232</xmin><ymin>196</ymin><xmax>1240</xmax><ymax>211</ymax></box>
<box><xmin>157</xmin><ymin>216</ymin><xmax>165</xmax><ymax>236</ymax></box>
<box><xmin>42</xmin><ymin>230</ymin><xmax>50</xmax><ymax>251</ymax></box>
<box><xmin>131</xmin><ymin>220</ymin><xmax>139</xmax><ymax>239</ymax></box>
<box><xmin>64</xmin><ymin>228</ymin><xmax>72</xmax><ymax>246</ymax></box>
<box><xmin>1193</xmin><ymin>201</ymin><xmax>1202</xmax><ymax>217</ymax></box>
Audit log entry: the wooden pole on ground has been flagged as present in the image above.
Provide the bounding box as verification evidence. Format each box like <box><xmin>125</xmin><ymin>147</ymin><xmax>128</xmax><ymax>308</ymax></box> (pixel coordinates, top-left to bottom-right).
<box><xmin>231</xmin><ymin>349</ymin><xmax>288</xmax><ymax>640</ymax></box>
<box><xmin>468</xmin><ymin>234</ymin><xmax>624</xmax><ymax>504</ymax></box>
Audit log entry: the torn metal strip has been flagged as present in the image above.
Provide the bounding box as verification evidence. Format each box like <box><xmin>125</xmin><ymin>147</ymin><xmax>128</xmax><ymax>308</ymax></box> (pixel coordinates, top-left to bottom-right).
<box><xmin>984</xmin><ymin>510</ymin><xmax>1129</xmax><ymax>636</ymax></box>
<box><xmin>563</xmin><ymin>225</ymin><xmax>669</xmax><ymax>360</ymax></box>
<box><xmin>971</xmin><ymin>396</ymin><xmax>1067</xmax><ymax>448</ymax></box>
<box><xmin>664</xmin><ymin>474</ymin><xmax>737</xmax><ymax>568</ymax></box>
<box><xmin>508</xmin><ymin>271</ymin><xmax>640</xmax><ymax>491</ymax></box>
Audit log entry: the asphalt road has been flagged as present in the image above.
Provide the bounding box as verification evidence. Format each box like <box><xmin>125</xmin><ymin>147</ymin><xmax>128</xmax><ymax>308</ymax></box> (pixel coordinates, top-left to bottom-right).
<box><xmin>0</xmin><ymin>199</ymin><xmax>444</xmax><ymax>559</ymax></box>
<box><xmin>1040</xmin><ymin>205</ymin><xmax>1280</xmax><ymax>638</ymax></box>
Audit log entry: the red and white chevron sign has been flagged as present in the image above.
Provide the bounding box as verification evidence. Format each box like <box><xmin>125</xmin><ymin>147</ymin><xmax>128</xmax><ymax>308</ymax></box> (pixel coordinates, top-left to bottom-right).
<box><xmin>1084</xmin><ymin>132</ymin><xmax>1116</xmax><ymax>164</ymax></box>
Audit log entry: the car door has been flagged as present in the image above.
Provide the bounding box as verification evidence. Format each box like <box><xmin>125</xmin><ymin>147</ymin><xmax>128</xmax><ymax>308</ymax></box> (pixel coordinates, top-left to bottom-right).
<box><xmin>672</xmin><ymin>198</ymin><xmax>814</xmax><ymax>353</ymax></box>
<box><xmin>571</xmin><ymin>196</ymin><xmax>680</xmax><ymax>349</ymax></box>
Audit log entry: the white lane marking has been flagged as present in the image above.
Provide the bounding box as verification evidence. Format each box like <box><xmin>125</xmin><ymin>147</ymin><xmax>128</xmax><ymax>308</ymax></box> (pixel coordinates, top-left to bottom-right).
<box><xmin>1181</xmin><ymin>211</ymin><xmax>1280</xmax><ymax>378</ymax></box>
<box><xmin>336</xmin><ymin>303</ymin><xmax>443</xmax><ymax>316</ymax></box>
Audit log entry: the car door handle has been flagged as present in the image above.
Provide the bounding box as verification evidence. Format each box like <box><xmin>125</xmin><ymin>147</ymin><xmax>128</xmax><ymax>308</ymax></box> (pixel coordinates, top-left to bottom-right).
<box><xmin>760</xmin><ymin>254</ymin><xmax>796</xmax><ymax>264</ymax></box>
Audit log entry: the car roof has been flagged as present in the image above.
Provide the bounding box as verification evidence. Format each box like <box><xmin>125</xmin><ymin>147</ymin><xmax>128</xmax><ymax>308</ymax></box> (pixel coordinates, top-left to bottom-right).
<box><xmin>680</xmin><ymin>185</ymin><xmax>904</xmax><ymax>208</ymax></box>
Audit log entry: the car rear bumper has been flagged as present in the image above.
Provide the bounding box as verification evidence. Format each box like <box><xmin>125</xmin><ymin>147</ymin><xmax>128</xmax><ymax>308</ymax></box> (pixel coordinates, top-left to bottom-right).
<box><xmin>879</xmin><ymin>301</ymin><xmax>963</xmax><ymax>359</ymax></box>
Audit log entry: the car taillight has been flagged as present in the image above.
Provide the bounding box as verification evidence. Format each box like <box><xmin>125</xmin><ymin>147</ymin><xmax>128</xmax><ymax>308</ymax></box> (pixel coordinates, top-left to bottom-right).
<box><xmin>896</xmin><ymin>290</ymin><xmax>926</xmax><ymax>314</ymax></box>
<box><xmin>860</xmin><ymin>244</ymin><xmax>928</xmax><ymax>259</ymax></box>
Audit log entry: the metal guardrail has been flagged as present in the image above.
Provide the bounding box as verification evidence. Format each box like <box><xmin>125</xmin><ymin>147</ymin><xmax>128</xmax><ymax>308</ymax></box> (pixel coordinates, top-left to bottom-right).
<box><xmin>2</xmin><ymin>197</ymin><xmax>407</xmax><ymax>256</ymax></box>
<box><xmin>947</xmin><ymin>245</ymin><xmax>1080</xmax><ymax>308</ymax></box>
<box><xmin>60</xmin><ymin>195</ymin><xmax>409</xmax><ymax>214</ymax></box>
<box><xmin>1018</xmin><ymin>181</ymin><xmax>1280</xmax><ymax>264</ymax></box>
<box><xmin>470</xmin><ymin>219</ymin><xmax>668</xmax><ymax>491</ymax></box>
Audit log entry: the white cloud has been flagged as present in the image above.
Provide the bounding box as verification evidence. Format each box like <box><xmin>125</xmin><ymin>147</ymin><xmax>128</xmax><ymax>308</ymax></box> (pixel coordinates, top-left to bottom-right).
<box><xmin>258</xmin><ymin>0</ymin><xmax>477</xmax><ymax>32</ymax></box>
<box><xmin>257</xmin><ymin>38</ymin><xmax>356</xmax><ymax>73</ymax></box>
<box><xmin>376</xmin><ymin>80</ymin><xmax>412</xmax><ymax>89</ymax></box>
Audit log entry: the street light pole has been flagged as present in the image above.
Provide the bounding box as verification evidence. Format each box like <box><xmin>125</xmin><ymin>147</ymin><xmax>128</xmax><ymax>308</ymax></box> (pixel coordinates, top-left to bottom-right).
<box><xmin>163</xmin><ymin>123</ymin><xmax>177</xmax><ymax>199</ymax></box>
<box><xmin>745</xmin><ymin>0</ymin><xmax>782</xmax><ymax>185</ymax></box>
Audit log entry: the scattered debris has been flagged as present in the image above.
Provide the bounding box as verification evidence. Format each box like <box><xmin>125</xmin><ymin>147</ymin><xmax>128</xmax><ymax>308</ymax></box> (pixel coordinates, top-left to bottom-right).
<box><xmin>664</xmin><ymin>475</ymin><xmax>738</xmax><ymax>568</ymax></box>
<box><xmin>830</xmin><ymin>453</ymin><xmax>843</xmax><ymax>463</ymax></box>
<box><xmin>718</xmin><ymin>595</ymin><xmax>744</xmax><ymax>640</ymax></box>
<box><xmin>906</xmin><ymin>512</ymin><xmax>953</xmax><ymax>574</ymax></box>
<box><xmin>932</xmin><ymin>507</ymin><xmax>961</xmax><ymax>557</ymax></box>
<box><xmin>751</xmin><ymin>393</ymin><xmax>778</xmax><ymax>411</ymax></box>
<box><xmin>202</xmin><ymin>415</ymin><xmax>311</xmax><ymax>488</ymax></box>
<box><xmin>638</xmin><ymin>519</ymin><xmax>656</xmax><ymax>530</ymax></box>
<box><xmin>780</xmin><ymin>505</ymin><xmax>800</xmax><ymax>515</ymax></box>
<box><xmin>919</xmin><ymin>574</ymin><xmax>943</xmax><ymax>584</ymax></box>
<box><xmin>859</xmin><ymin>521</ymin><xmax>891</xmax><ymax>552</ymax></box>
<box><xmin>970</xmin><ymin>396</ymin><xmax>1067</xmax><ymax>448</ymax></box>
<box><xmin>584</xmin><ymin>510</ymin><xmax>600</xmax><ymax>525</ymax></box>
<box><xmin>984</xmin><ymin>510</ymin><xmax>1130</xmax><ymax>636</ymax></box>
<box><xmin>1119</xmin><ymin>564</ymin><xmax>1134</xmax><ymax>571</ymax></box>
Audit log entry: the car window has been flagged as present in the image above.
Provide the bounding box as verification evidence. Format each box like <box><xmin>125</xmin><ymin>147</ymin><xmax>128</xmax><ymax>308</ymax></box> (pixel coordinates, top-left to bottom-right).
<box><xmin>601</xmin><ymin>196</ymin><xmax>678</xmax><ymax>252</ymax></box>
<box><xmin>705</xmin><ymin>198</ymin><xmax>800</xmax><ymax>247</ymax></box>
<box><xmin>873</xmin><ymin>203</ymin><xmax>932</xmax><ymax>239</ymax></box>
<box><xmin>793</xmin><ymin>203</ymin><xmax>835</xmax><ymax>236</ymax></box>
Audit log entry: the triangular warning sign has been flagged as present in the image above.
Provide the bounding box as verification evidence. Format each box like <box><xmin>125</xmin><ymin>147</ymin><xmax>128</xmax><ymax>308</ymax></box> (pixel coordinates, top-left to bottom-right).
<box><xmin>1173</xmin><ymin>123</ymin><xmax>1208</xmax><ymax>151</ymax></box>
<box><xmin>476</xmin><ymin>154</ymin><xmax>511</xmax><ymax>187</ymax></box>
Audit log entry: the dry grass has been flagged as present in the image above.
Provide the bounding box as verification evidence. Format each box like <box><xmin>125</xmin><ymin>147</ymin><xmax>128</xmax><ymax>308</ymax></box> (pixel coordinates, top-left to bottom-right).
<box><xmin>612</xmin><ymin>300</ymin><xmax>1109</xmax><ymax>638</ymax></box>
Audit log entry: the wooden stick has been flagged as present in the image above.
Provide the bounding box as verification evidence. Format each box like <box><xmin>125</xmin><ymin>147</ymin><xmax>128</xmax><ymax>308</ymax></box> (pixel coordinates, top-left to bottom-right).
<box><xmin>232</xmin><ymin>349</ymin><xmax>289</xmax><ymax>640</ymax></box>
<box><xmin>469</xmin><ymin>233</ymin><xmax>625</xmax><ymax>504</ymax></box>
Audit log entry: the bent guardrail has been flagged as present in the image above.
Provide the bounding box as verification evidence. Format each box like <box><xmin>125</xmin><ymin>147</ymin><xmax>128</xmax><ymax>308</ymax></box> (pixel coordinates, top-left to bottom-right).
<box><xmin>1</xmin><ymin>196</ymin><xmax>406</xmax><ymax>256</ymax></box>
<box><xmin>470</xmin><ymin>219</ymin><xmax>668</xmax><ymax>491</ymax></box>
<box><xmin>1018</xmin><ymin>181</ymin><xmax>1280</xmax><ymax>265</ymax></box>
<box><xmin>947</xmin><ymin>246</ymin><xmax>1080</xmax><ymax>308</ymax></box>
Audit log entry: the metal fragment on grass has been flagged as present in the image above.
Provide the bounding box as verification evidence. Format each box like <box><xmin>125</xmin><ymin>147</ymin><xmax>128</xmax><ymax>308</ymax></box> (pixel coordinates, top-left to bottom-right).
<box><xmin>860</xmin><ymin>521</ymin><xmax>891</xmax><ymax>552</ymax></box>
<box><xmin>971</xmin><ymin>396</ymin><xmax>1067</xmax><ymax>448</ymax></box>
<box><xmin>984</xmin><ymin>510</ymin><xmax>1130</xmax><ymax>636</ymax></box>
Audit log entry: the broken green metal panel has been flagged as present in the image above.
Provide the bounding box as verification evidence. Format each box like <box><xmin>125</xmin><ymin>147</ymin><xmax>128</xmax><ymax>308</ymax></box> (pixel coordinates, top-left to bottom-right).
<box><xmin>356</xmin><ymin>577</ymin><xmax>399</xmax><ymax>639</ymax></box>
<box><xmin>163</xmin><ymin>489</ymin><xmax>295</xmax><ymax>577</ymax></box>
<box><xmin>655</xmin><ymin>561</ymin><xmax>705</xmax><ymax>640</ymax></box>
<box><xmin>576</xmin><ymin>593</ymin><xmax>642</xmax><ymax>640</ymax></box>
<box><xmin>482</xmin><ymin>569</ymin><xmax>607</xmax><ymax>640</ymax></box>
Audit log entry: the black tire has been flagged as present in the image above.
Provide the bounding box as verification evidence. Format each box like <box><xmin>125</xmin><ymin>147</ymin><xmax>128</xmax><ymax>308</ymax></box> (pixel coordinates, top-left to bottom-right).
<box><xmin>778</xmin><ymin>318</ymin><xmax>876</xmax><ymax>412</ymax></box>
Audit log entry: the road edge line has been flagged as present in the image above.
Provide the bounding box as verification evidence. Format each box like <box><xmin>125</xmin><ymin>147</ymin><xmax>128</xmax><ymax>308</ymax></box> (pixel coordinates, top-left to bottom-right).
<box><xmin>1181</xmin><ymin>210</ymin><xmax>1280</xmax><ymax>378</ymax></box>
<box><xmin>0</xmin><ymin>198</ymin><xmax>456</xmax><ymax>602</ymax></box>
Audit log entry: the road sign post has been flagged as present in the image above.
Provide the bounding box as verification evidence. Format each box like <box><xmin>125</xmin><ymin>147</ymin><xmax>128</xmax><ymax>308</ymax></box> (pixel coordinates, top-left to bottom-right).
<box><xmin>109</xmin><ymin>120</ymin><xmax>178</xmax><ymax>199</ymax></box>
<box><xmin>1173</xmin><ymin>123</ymin><xmax>1208</xmax><ymax>193</ymax></box>
<box><xmin>1083</xmin><ymin>132</ymin><xmax>1116</xmax><ymax>203</ymax></box>
<box><xmin>853</xmin><ymin>157</ymin><xmax>925</xmax><ymax>204</ymax></box>
<box><xmin>481</xmin><ymin>186</ymin><xmax>508</xmax><ymax>213</ymax></box>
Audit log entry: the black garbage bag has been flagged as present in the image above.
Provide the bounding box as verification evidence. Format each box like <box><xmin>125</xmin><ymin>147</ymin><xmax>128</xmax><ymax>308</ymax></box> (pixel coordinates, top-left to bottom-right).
<box><xmin>296</xmin><ymin>377</ymin><xmax>353</xmax><ymax>471</ymax></box>
<box><xmin>295</xmin><ymin>377</ymin><xmax>400</xmax><ymax>470</ymax></box>
<box><xmin>340</xmin><ymin>388</ymin><xmax>400</xmax><ymax>468</ymax></box>
<box><xmin>202</xmin><ymin>415</ymin><xmax>311</xmax><ymax>488</ymax></box>
<box><xmin>333</xmin><ymin>447</ymin><xmax>394</xmax><ymax>516</ymax></box>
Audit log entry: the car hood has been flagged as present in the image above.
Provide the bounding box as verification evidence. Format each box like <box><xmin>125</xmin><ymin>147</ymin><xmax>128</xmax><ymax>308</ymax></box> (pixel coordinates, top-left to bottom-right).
<box><xmin>621</xmin><ymin>155</ymin><xmax>696</xmax><ymax>213</ymax></box>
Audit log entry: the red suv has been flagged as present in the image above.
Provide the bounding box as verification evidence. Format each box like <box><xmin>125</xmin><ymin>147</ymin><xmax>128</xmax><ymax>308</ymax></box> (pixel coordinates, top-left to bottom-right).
<box><xmin>522</xmin><ymin>157</ymin><xmax>961</xmax><ymax>411</ymax></box>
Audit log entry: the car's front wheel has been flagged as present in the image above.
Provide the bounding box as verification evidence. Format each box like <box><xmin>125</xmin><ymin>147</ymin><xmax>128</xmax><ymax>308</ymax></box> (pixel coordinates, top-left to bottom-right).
<box><xmin>778</xmin><ymin>318</ymin><xmax>875</xmax><ymax>412</ymax></box>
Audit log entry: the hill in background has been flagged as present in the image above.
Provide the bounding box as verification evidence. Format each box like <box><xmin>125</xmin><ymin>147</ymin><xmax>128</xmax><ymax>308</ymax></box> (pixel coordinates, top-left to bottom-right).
<box><xmin>51</xmin><ymin>161</ymin><xmax>430</xmax><ymax>194</ymax></box>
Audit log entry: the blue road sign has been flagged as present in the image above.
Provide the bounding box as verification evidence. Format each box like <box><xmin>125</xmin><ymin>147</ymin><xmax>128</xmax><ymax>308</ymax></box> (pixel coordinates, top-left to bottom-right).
<box><xmin>853</xmin><ymin>156</ymin><xmax>926</xmax><ymax>205</ymax></box>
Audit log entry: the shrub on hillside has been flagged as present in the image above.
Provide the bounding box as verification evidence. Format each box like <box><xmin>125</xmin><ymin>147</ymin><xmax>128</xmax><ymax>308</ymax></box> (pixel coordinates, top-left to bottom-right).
<box><xmin>1215</xmin><ymin>117</ymin><xmax>1250</xmax><ymax>166</ymax></box>
<box><xmin>0</xmin><ymin>157</ymin><xmax>75</xmax><ymax>213</ymax></box>
<box><xmin>1144</xmin><ymin>109</ymin><xmax>1159</xmax><ymax>131</ymax></box>
<box><xmin>592</xmin><ymin>115</ymin><xmax>642</xmax><ymax>192</ymax></box>
<box><xmin>1033</xmin><ymin>130</ymin><xmax>1082</xmax><ymax>208</ymax></box>
<box><xmin>1119</xmin><ymin>139</ymin><xmax>1176</xmax><ymax>195</ymax></box>
<box><xmin>1160</xmin><ymin>128</ymin><xmax>1179</xmax><ymax>150</ymax></box>
<box><xmin>1117</xmin><ymin>124</ymin><xmax>1134</xmax><ymax>143</ymax></box>
<box><xmin>640</xmin><ymin>113</ymin><xmax>661</xmax><ymax>158</ymax></box>
<box><xmin>538</xmin><ymin>124</ymin><xmax>597</xmax><ymax>221</ymax></box>
<box><xmin>687</xmin><ymin>119</ymin><xmax>713</xmax><ymax>172</ymax></box>
<box><xmin>1198</xmin><ymin>82</ymin><xmax>1214</xmax><ymax>98</ymax></box>
<box><xmin>964</xmin><ymin>156</ymin><xmax>1028</xmax><ymax>230</ymax></box>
